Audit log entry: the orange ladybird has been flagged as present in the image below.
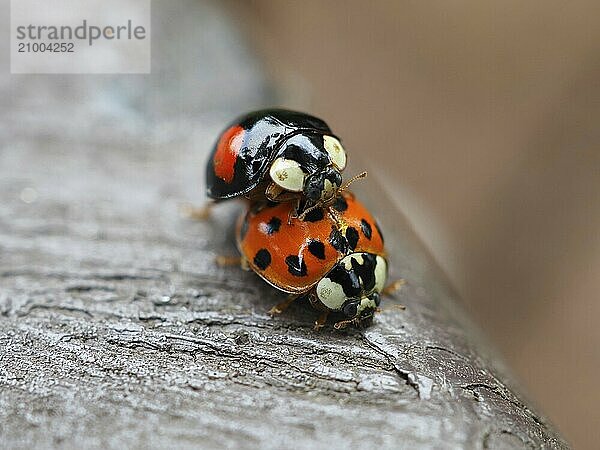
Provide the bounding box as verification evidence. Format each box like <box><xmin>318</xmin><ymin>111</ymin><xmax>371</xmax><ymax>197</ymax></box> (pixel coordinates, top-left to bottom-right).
<box><xmin>237</xmin><ymin>191</ymin><xmax>388</xmax><ymax>328</ymax></box>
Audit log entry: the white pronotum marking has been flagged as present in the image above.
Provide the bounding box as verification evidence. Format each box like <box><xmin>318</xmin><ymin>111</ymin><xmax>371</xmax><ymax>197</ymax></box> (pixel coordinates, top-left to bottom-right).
<box><xmin>323</xmin><ymin>135</ymin><xmax>347</xmax><ymax>170</ymax></box>
<box><xmin>269</xmin><ymin>157</ymin><xmax>305</xmax><ymax>192</ymax></box>
<box><xmin>374</xmin><ymin>256</ymin><xmax>387</xmax><ymax>292</ymax></box>
<box><xmin>316</xmin><ymin>277</ymin><xmax>346</xmax><ymax>310</ymax></box>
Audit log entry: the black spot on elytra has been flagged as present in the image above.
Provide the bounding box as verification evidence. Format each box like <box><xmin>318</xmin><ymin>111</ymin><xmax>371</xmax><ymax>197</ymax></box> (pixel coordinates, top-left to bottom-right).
<box><xmin>333</xmin><ymin>196</ymin><xmax>348</xmax><ymax>212</ymax></box>
<box><xmin>285</xmin><ymin>255</ymin><xmax>308</xmax><ymax>277</ymax></box>
<box><xmin>375</xmin><ymin>221</ymin><xmax>385</xmax><ymax>244</ymax></box>
<box><xmin>265</xmin><ymin>216</ymin><xmax>282</xmax><ymax>235</ymax></box>
<box><xmin>346</xmin><ymin>227</ymin><xmax>359</xmax><ymax>251</ymax></box>
<box><xmin>253</xmin><ymin>249</ymin><xmax>271</xmax><ymax>270</ymax></box>
<box><xmin>329</xmin><ymin>227</ymin><xmax>348</xmax><ymax>254</ymax></box>
<box><xmin>360</xmin><ymin>219</ymin><xmax>372</xmax><ymax>240</ymax></box>
<box><xmin>303</xmin><ymin>207</ymin><xmax>324</xmax><ymax>222</ymax></box>
<box><xmin>307</xmin><ymin>240</ymin><xmax>326</xmax><ymax>260</ymax></box>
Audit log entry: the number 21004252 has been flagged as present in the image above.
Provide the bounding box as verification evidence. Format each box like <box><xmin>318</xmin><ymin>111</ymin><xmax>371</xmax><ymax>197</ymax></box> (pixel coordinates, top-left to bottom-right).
<box><xmin>18</xmin><ymin>42</ymin><xmax>74</xmax><ymax>52</ymax></box>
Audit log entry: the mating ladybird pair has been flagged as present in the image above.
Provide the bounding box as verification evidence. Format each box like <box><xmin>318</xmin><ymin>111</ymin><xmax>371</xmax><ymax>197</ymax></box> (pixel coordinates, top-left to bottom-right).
<box><xmin>205</xmin><ymin>109</ymin><xmax>398</xmax><ymax>329</ymax></box>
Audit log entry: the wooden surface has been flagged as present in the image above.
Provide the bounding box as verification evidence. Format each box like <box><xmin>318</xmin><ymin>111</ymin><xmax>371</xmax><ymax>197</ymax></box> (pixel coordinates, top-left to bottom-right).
<box><xmin>0</xmin><ymin>2</ymin><xmax>567</xmax><ymax>449</ymax></box>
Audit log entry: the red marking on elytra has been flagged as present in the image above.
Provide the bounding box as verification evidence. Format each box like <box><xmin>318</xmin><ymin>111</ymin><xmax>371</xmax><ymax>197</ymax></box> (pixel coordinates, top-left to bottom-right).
<box><xmin>214</xmin><ymin>125</ymin><xmax>244</xmax><ymax>184</ymax></box>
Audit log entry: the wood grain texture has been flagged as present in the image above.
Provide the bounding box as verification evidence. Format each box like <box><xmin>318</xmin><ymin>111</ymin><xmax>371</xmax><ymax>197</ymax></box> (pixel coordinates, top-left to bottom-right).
<box><xmin>0</xmin><ymin>1</ymin><xmax>567</xmax><ymax>449</ymax></box>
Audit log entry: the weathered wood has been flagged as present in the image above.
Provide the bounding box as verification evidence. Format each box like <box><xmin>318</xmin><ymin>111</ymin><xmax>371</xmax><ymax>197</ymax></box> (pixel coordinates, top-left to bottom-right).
<box><xmin>0</xmin><ymin>2</ymin><xmax>567</xmax><ymax>449</ymax></box>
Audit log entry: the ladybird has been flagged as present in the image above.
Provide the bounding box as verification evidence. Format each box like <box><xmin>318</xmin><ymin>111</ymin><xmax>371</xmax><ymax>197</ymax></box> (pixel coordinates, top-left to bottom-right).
<box><xmin>236</xmin><ymin>191</ymin><xmax>392</xmax><ymax>329</ymax></box>
<box><xmin>206</xmin><ymin>109</ymin><xmax>348</xmax><ymax>208</ymax></box>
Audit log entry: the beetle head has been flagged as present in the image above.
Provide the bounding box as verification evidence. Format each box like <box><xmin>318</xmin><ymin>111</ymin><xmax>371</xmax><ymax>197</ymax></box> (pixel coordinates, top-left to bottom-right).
<box><xmin>315</xmin><ymin>253</ymin><xmax>387</xmax><ymax>328</ymax></box>
<box><xmin>304</xmin><ymin>167</ymin><xmax>343</xmax><ymax>203</ymax></box>
<box><xmin>268</xmin><ymin>134</ymin><xmax>347</xmax><ymax>202</ymax></box>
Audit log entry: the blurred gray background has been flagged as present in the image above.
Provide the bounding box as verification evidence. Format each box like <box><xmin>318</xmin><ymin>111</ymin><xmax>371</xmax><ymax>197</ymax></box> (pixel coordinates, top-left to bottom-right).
<box><xmin>227</xmin><ymin>1</ymin><xmax>599</xmax><ymax>448</ymax></box>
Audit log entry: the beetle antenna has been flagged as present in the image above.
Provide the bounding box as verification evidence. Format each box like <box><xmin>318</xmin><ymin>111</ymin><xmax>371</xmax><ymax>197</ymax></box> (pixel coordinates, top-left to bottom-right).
<box><xmin>297</xmin><ymin>202</ymin><xmax>321</xmax><ymax>221</ymax></box>
<box><xmin>338</xmin><ymin>171</ymin><xmax>368</xmax><ymax>193</ymax></box>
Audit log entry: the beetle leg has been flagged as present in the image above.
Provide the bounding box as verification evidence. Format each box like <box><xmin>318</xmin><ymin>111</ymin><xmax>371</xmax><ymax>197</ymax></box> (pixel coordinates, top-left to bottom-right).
<box><xmin>333</xmin><ymin>318</ymin><xmax>354</xmax><ymax>330</ymax></box>
<box><xmin>313</xmin><ymin>312</ymin><xmax>329</xmax><ymax>331</ymax></box>
<box><xmin>265</xmin><ymin>182</ymin><xmax>284</xmax><ymax>202</ymax></box>
<box><xmin>181</xmin><ymin>201</ymin><xmax>214</xmax><ymax>220</ymax></box>
<box><xmin>268</xmin><ymin>294</ymin><xmax>299</xmax><ymax>316</ymax></box>
<box><xmin>382</xmin><ymin>279</ymin><xmax>406</xmax><ymax>296</ymax></box>
<box><xmin>215</xmin><ymin>255</ymin><xmax>248</xmax><ymax>269</ymax></box>
<box><xmin>287</xmin><ymin>197</ymin><xmax>301</xmax><ymax>224</ymax></box>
